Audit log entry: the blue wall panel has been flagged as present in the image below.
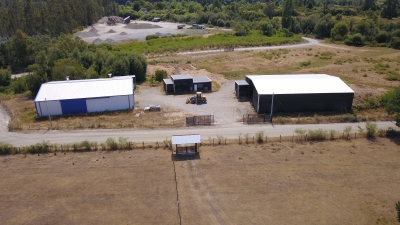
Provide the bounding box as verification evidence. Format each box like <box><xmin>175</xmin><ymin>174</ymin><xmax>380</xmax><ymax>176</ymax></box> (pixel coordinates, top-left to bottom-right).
<box><xmin>60</xmin><ymin>99</ymin><xmax>87</xmax><ymax>115</ymax></box>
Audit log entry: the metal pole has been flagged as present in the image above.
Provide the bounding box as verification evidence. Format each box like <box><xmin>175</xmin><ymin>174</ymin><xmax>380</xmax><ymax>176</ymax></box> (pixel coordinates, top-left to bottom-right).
<box><xmin>45</xmin><ymin>98</ymin><xmax>52</xmax><ymax>129</ymax></box>
<box><xmin>270</xmin><ymin>93</ymin><xmax>274</xmax><ymax>122</ymax></box>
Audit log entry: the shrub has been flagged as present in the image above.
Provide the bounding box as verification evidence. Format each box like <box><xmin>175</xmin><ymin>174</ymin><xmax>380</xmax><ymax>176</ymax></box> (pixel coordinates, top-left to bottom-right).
<box><xmin>307</xmin><ymin>129</ymin><xmax>327</xmax><ymax>141</ymax></box>
<box><xmin>0</xmin><ymin>142</ymin><xmax>14</xmax><ymax>155</ymax></box>
<box><xmin>358</xmin><ymin>121</ymin><xmax>377</xmax><ymax>138</ymax></box>
<box><xmin>80</xmin><ymin>140</ymin><xmax>91</xmax><ymax>151</ymax></box>
<box><xmin>105</xmin><ymin>138</ymin><xmax>118</xmax><ymax>150</ymax></box>
<box><xmin>154</xmin><ymin>69</ymin><xmax>167</xmax><ymax>82</ymax></box>
<box><xmin>146</xmin><ymin>34</ymin><xmax>159</xmax><ymax>40</ymax></box>
<box><xmin>345</xmin><ymin>33</ymin><xmax>365</xmax><ymax>46</ymax></box>
<box><xmin>256</xmin><ymin>131</ymin><xmax>264</xmax><ymax>144</ymax></box>
<box><xmin>344</xmin><ymin>126</ymin><xmax>352</xmax><ymax>138</ymax></box>
<box><xmin>299</xmin><ymin>61</ymin><xmax>311</xmax><ymax>67</ymax></box>
<box><xmin>396</xmin><ymin>201</ymin><xmax>400</xmax><ymax>222</ymax></box>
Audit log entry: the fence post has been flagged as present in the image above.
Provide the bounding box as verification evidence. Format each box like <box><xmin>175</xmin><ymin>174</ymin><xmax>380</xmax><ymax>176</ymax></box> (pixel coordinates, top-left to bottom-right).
<box><xmin>142</xmin><ymin>142</ymin><xmax>144</xmax><ymax>149</ymax></box>
<box><xmin>253</xmin><ymin>136</ymin><xmax>254</xmax><ymax>144</ymax></box>
<box><xmin>292</xmin><ymin>135</ymin><xmax>294</xmax><ymax>142</ymax></box>
<box><xmin>225</xmin><ymin>138</ymin><xmax>226</xmax><ymax>145</ymax></box>
<box><xmin>213</xmin><ymin>138</ymin><xmax>214</xmax><ymax>146</ymax></box>
<box><xmin>280</xmin><ymin>135</ymin><xmax>281</xmax><ymax>143</ymax></box>
<box><xmin>266</xmin><ymin>135</ymin><xmax>267</xmax><ymax>143</ymax></box>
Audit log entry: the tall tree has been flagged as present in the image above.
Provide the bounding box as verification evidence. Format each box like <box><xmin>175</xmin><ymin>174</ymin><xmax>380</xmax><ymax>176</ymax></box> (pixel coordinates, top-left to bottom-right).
<box><xmin>11</xmin><ymin>29</ymin><xmax>28</xmax><ymax>72</ymax></box>
<box><xmin>362</xmin><ymin>0</ymin><xmax>376</xmax><ymax>10</ymax></box>
<box><xmin>264</xmin><ymin>2</ymin><xmax>275</xmax><ymax>19</ymax></box>
<box><xmin>282</xmin><ymin>0</ymin><xmax>294</xmax><ymax>29</ymax></box>
<box><xmin>381</xmin><ymin>0</ymin><xmax>398</xmax><ymax>19</ymax></box>
<box><xmin>384</xmin><ymin>86</ymin><xmax>400</xmax><ymax>127</ymax></box>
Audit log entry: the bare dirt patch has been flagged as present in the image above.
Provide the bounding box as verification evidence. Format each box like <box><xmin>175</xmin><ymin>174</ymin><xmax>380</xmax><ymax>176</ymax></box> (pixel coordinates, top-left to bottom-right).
<box><xmin>2</xmin><ymin>138</ymin><xmax>399</xmax><ymax>224</ymax></box>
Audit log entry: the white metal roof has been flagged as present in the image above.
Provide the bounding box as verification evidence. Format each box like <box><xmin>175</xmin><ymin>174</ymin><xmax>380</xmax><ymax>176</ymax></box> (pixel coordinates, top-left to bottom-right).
<box><xmin>172</xmin><ymin>134</ymin><xmax>201</xmax><ymax>145</ymax></box>
<box><xmin>163</xmin><ymin>78</ymin><xmax>173</xmax><ymax>85</ymax></box>
<box><xmin>193</xmin><ymin>76</ymin><xmax>212</xmax><ymax>83</ymax></box>
<box><xmin>247</xmin><ymin>74</ymin><xmax>354</xmax><ymax>95</ymax></box>
<box><xmin>35</xmin><ymin>76</ymin><xmax>135</xmax><ymax>102</ymax></box>
<box><xmin>235</xmin><ymin>80</ymin><xmax>249</xmax><ymax>86</ymax></box>
<box><xmin>171</xmin><ymin>74</ymin><xmax>192</xmax><ymax>80</ymax></box>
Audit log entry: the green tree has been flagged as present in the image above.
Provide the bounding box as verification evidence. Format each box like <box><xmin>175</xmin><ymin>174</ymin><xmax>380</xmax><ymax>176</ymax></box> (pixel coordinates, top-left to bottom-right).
<box><xmin>331</xmin><ymin>21</ymin><xmax>349</xmax><ymax>41</ymax></box>
<box><xmin>234</xmin><ymin>23</ymin><xmax>250</xmax><ymax>36</ymax></box>
<box><xmin>154</xmin><ymin>70</ymin><xmax>167</xmax><ymax>82</ymax></box>
<box><xmin>52</xmin><ymin>58</ymin><xmax>86</xmax><ymax>81</ymax></box>
<box><xmin>11</xmin><ymin>29</ymin><xmax>29</xmax><ymax>72</ymax></box>
<box><xmin>381</xmin><ymin>0</ymin><xmax>398</xmax><ymax>19</ymax></box>
<box><xmin>26</xmin><ymin>73</ymin><xmax>46</xmax><ymax>96</ymax></box>
<box><xmin>0</xmin><ymin>69</ymin><xmax>11</xmax><ymax>86</ymax></box>
<box><xmin>362</xmin><ymin>0</ymin><xmax>376</xmax><ymax>11</ymax></box>
<box><xmin>282</xmin><ymin>0</ymin><xmax>294</xmax><ymax>29</ymax></box>
<box><xmin>345</xmin><ymin>33</ymin><xmax>365</xmax><ymax>46</ymax></box>
<box><xmin>259</xmin><ymin>20</ymin><xmax>275</xmax><ymax>36</ymax></box>
<box><xmin>385</xmin><ymin>86</ymin><xmax>400</xmax><ymax>127</ymax></box>
<box><xmin>314</xmin><ymin>14</ymin><xmax>334</xmax><ymax>39</ymax></box>
<box><xmin>264</xmin><ymin>2</ymin><xmax>275</xmax><ymax>19</ymax></box>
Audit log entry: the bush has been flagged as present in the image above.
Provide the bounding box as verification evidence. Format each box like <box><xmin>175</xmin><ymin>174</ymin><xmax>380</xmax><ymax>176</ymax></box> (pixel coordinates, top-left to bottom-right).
<box><xmin>154</xmin><ymin>69</ymin><xmax>167</xmax><ymax>82</ymax></box>
<box><xmin>358</xmin><ymin>121</ymin><xmax>377</xmax><ymax>138</ymax></box>
<box><xmin>146</xmin><ymin>34</ymin><xmax>159</xmax><ymax>40</ymax></box>
<box><xmin>256</xmin><ymin>131</ymin><xmax>264</xmax><ymax>143</ymax></box>
<box><xmin>299</xmin><ymin>61</ymin><xmax>311</xmax><ymax>67</ymax></box>
<box><xmin>0</xmin><ymin>142</ymin><xmax>14</xmax><ymax>155</ymax></box>
<box><xmin>345</xmin><ymin>33</ymin><xmax>365</xmax><ymax>46</ymax></box>
<box><xmin>307</xmin><ymin>129</ymin><xmax>327</xmax><ymax>141</ymax></box>
<box><xmin>396</xmin><ymin>201</ymin><xmax>400</xmax><ymax>222</ymax></box>
<box><xmin>105</xmin><ymin>137</ymin><xmax>118</xmax><ymax>150</ymax></box>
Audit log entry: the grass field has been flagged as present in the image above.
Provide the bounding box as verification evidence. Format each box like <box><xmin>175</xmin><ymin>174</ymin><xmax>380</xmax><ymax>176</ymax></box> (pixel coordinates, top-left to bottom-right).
<box><xmin>1</xmin><ymin>138</ymin><xmax>399</xmax><ymax>224</ymax></box>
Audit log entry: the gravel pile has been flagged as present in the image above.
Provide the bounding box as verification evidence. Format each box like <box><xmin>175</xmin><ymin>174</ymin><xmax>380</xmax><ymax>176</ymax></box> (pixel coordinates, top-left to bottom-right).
<box><xmin>125</xmin><ymin>23</ymin><xmax>162</xmax><ymax>29</ymax></box>
<box><xmin>92</xmin><ymin>38</ymin><xmax>103</xmax><ymax>44</ymax></box>
<box><xmin>119</xmin><ymin>32</ymin><xmax>128</xmax><ymax>35</ymax></box>
<box><xmin>103</xmin><ymin>38</ymin><xmax>117</xmax><ymax>44</ymax></box>
<box><xmin>107</xmin><ymin>29</ymin><xmax>117</xmax><ymax>33</ymax></box>
<box><xmin>75</xmin><ymin>27</ymin><xmax>99</xmax><ymax>38</ymax></box>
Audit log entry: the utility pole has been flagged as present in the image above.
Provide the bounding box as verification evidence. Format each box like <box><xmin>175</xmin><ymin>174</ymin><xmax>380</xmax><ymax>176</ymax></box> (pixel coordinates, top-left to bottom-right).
<box><xmin>45</xmin><ymin>98</ymin><xmax>52</xmax><ymax>129</ymax></box>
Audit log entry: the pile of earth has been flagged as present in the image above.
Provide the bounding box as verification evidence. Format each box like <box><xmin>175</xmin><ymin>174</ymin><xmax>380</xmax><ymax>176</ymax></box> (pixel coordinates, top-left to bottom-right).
<box><xmin>74</xmin><ymin>26</ymin><xmax>98</xmax><ymax>38</ymax></box>
<box><xmin>125</xmin><ymin>23</ymin><xmax>162</xmax><ymax>29</ymax></box>
<box><xmin>107</xmin><ymin>29</ymin><xmax>117</xmax><ymax>33</ymax></box>
<box><xmin>92</xmin><ymin>38</ymin><xmax>103</xmax><ymax>44</ymax></box>
<box><xmin>119</xmin><ymin>32</ymin><xmax>127</xmax><ymax>35</ymax></box>
<box><xmin>98</xmin><ymin>16</ymin><xmax>123</xmax><ymax>24</ymax></box>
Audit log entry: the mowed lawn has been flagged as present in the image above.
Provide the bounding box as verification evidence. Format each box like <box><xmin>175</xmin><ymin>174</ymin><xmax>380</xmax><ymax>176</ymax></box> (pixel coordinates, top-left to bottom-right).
<box><xmin>1</xmin><ymin>137</ymin><xmax>400</xmax><ymax>224</ymax></box>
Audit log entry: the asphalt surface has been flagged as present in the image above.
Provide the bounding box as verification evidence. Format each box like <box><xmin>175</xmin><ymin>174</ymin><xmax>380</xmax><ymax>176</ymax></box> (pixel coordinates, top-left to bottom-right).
<box><xmin>0</xmin><ymin>111</ymin><xmax>398</xmax><ymax>147</ymax></box>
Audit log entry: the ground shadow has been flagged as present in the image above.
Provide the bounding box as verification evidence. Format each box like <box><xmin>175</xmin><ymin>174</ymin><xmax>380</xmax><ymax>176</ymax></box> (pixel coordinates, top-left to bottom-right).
<box><xmin>171</xmin><ymin>152</ymin><xmax>201</xmax><ymax>161</ymax></box>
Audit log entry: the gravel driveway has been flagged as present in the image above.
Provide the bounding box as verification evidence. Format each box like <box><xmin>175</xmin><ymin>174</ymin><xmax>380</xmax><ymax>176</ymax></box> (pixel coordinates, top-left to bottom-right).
<box><xmin>135</xmin><ymin>80</ymin><xmax>254</xmax><ymax>126</ymax></box>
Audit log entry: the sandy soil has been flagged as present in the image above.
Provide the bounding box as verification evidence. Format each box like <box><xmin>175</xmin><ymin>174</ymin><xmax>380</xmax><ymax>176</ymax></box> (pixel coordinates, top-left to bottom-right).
<box><xmin>74</xmin><ymin>20</ymin><xmax>206</xmax><ymax>43</ymax></box>
<box><xmin>1</xmin><ymin>138</ymin><xmax>399</xmax><ymax>224</ymax></box>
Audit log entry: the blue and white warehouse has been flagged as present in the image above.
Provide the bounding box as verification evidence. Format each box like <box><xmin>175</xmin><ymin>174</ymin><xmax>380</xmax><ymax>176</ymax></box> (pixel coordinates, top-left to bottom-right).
<box><xmin>34</xmin><ymin>76</ymin><xmax>135</xmax><ymax>117</ymax></box>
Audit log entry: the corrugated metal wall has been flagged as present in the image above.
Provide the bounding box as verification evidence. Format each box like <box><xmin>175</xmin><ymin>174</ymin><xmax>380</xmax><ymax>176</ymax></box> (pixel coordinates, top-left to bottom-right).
<box><xmin>35</xmin><ymin>100</ymin><xmax>63</xmax><ymax>117</ymax></box>
<box><xmin>257</xmin><ymin>93</ymin><xmax>354</xmax><ymax>113</ymax></box>
<box><xmin>86</xmin><ymin>95</ymin><xmax>133</xmax><ymax>113</ymax></box>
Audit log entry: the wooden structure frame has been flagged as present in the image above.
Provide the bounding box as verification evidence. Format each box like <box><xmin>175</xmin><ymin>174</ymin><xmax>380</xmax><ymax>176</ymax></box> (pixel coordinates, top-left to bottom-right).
<box><xmin>171</xmin><ymin>134</ymin><xmax>200</xmax><ymax>155</ymax></box>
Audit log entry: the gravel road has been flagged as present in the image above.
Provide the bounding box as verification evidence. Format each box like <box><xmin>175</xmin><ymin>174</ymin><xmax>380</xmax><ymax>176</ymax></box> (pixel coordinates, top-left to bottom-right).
<box><xmin>135</xmin><ymin>80</ymin><xmax>254</xmax><ymax>126</ymax></box>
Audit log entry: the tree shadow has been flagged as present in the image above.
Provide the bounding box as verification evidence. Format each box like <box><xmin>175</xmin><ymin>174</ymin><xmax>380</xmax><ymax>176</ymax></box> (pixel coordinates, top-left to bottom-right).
<box><xmin>171</xmin><ymin>152</ymin><xmax>201</xmax><ymax>161</ymax></box>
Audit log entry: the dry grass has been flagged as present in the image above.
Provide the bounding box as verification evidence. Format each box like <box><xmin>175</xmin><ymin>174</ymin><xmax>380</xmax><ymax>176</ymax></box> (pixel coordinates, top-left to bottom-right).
<box><xmin>2</xmin><ymin>98</ymin><xmax>187</xmax><ymax>131</ymax></box>
<box><xmin>2</xmin><ymin>138</ymin><xmax>399</xmax><ymax>224</ymax></box>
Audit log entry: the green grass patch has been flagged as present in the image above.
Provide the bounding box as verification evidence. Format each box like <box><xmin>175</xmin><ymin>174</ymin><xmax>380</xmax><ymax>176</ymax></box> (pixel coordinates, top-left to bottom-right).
<box><xmin>114</xmin><ymin>31</ymin><xmax>302</xmax><ymax>54</ymax></box>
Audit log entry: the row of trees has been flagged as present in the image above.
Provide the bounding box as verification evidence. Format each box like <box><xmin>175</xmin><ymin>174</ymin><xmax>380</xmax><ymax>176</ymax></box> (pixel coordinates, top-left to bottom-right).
<box><xmin>118</xmin><ymin>0</ymin><xmax>400</xmax><ymax>49</ymax></box>
<box><xmin>0</xmin><ymin>0</ymin><xmax>117</xmax><ymax>37</ymax></box>
<box><xmin>0</xmin><ymin>30</ymin><xmax>147</xmax><ymax>96</ymax></box>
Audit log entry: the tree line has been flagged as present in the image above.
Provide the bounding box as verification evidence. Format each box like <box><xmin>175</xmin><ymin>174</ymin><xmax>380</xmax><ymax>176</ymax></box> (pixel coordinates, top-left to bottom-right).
<box><xmin>0</xmin><ymin>0</ymin><xmax>117</xmax><ymax>37</ymax></box>
<box><xmin>0</xmin><ymin>30</ymin><xmax>147</xmax><ymax>96</ymax></box>
<box><xmin>118</xmin><ymin>0</ymin><xmax>400</xmax><ymax>49</ymax></box>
